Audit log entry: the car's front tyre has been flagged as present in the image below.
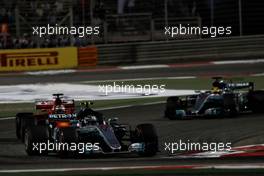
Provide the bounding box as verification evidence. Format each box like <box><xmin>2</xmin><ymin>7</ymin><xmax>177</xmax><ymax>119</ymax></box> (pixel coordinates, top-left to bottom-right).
<box><xmin>134</xmin><ymin>123</ymin><xmax>158</xmax><ymax>157</ymax></box>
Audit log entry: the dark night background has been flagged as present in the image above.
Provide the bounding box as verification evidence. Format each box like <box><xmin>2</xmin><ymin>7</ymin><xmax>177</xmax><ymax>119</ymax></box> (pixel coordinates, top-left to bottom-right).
<box><xmin>197</xmin><ymin>0</ymin><xmax>264</xmax><ymax>35</ymax></box>
<box><xmin>162</xmin><ymin>0</ymin><xmax>264</xmax><ymax>36</ymax></box>
<box><xmin>1</xmin><ymin>0</ymin><xmax>264</xmax><ymax>48</ymax></box>
<box><xmin>0</xmin><ymin>0</ymin><xmax>263</xmax><ymax>36</ymax></box>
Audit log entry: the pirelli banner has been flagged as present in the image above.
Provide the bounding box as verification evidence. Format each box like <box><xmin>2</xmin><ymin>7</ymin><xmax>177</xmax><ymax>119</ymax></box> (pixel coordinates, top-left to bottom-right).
<box><xmin>0</xmin><ymin>47</ymin><xmax>78</xmax><ymax>72</ymax></box>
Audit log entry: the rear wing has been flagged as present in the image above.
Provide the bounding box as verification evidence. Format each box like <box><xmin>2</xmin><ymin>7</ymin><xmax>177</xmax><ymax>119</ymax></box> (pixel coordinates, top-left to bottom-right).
<box><xmin>226</xmin><ymin>82</ymin><xmax>254</xmax><ymax>91</ymax></box>
<box><xmin>212</xmin><ymin>77</ymin><xmax>254</xmax><ymax>91</ymax></box>
<box><xmin>35</xmin><ymin>101</ymin><xmax>54</xmax><ymax>110</ymax></box>
<box><xmin>35</xmin><ymin>100</ymin><xmax>75</xmax><ymax>110</ymax></box>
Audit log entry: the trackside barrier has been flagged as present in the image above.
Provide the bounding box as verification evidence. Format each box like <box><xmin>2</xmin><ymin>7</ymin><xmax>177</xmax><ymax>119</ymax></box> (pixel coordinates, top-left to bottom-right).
<box><xmin>96</xmin><ymin>35</ymin><xmax>264</xmax><ymax>64</ymax></box>
<box><xmin>78</xmin><ymin>46</ymin><xmax>98</xmax><ymax>67</ymax></box>
<box><xmin>0</xmin><ymin>47</ymin><xmax>78</xmax><ymax>72</ymax></box>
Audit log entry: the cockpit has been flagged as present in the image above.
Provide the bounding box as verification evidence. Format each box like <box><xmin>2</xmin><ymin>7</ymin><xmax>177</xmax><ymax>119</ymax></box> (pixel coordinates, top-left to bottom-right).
<box><xmin>194</xmin><ymin>93</ymin><xmax>224</xmax><ymax>114</ymax></box>
<box><xmin>81</xmin><ymin>115</ymin><xmax>104</xmax><ymax>126</ymax></box>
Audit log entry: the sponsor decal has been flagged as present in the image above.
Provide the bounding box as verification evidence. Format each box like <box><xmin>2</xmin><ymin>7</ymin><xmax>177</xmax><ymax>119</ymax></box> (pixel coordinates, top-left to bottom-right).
<box><xmin>49</xmin><ymin>113</ymin><xmax>77</xmax><ymax>119</ymax></box>
<box><xmin>0</xmin><ymin>52</ymin><xmax>58</xmax><ymax>67</ymax></box>
<box><xmin>0</xmin><ymin>47</ymin><xmax>78</xmax><ymax>71</ymax></box>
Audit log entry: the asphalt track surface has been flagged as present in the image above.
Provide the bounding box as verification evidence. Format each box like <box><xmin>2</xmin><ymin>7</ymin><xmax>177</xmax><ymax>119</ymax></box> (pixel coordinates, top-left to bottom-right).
<box><xmin>0</xmin><ymin>63</ymin><xmax>263</xmax><ymax>85</ymax></box>
<box><xmin>0</xmin><ymin>63</ymin><xmax>264</xmax><ymax>171</ymax></box>
<box><xmin>1</xmin><ymin>104</ymin><xmax>264</xmax><ymax>170</ymax></box>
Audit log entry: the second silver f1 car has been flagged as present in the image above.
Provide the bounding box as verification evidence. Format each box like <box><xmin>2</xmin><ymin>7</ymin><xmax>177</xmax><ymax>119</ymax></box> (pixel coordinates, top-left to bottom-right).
<box><xmin>165</xmin><ymin>77</ymin><xmax>264</xmax><ymax>120</ymax></box>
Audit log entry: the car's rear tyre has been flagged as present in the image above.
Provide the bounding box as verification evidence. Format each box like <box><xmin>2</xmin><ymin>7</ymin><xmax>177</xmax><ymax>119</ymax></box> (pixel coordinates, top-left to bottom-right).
<box><xmin>58</xmin><ymin>127</ymin><xmax>79</xmax><ymax>158</ymax></box>
<box><xmin>248</xmin><ymin>90</ymin><xmax>264</xmax><ymax>113</ymax></box>
<box><xmin>165</xmin><ymin>96</ymin><xmax>181</xmax><ymax>120</ymax></box>
<box><xmin>24</xmin><ymin>126</ymin><xmax>49</xmax><ymax>156</ymax></box>
<box><xmin>223</xmin><ymin>93</ymin><xmax>238</xmax><ymax>117</ymax></box>
<box><xmin>16</xmin><ymin>113</ymin><xmax>34</xmax><ymax>141</ymax></box>
<box><xmin>134</xmin><ymin>124</ymin><xmax>158</xmax><ymax>157</ymax></box>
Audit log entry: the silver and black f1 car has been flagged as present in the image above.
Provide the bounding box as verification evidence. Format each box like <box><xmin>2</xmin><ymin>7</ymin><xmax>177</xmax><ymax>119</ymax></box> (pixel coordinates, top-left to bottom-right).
<box><xmin>165</xmin><ymin>77</ymin><xmax>264</xmax><ymax>120</ymax></box>
<box><xmin>16</xmin><ymin>94</ymin><xmax>158</xmax><ymax>157</ymax></box>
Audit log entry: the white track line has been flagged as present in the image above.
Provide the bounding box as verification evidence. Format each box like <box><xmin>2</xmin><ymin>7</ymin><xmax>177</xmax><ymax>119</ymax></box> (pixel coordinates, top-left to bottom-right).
<box><xmin>0</xmin><ymin>166</ymin><xmax>159</xmax><ymax>173</ymax></box>
<box><xmin>212</xmin><ymin>59</ymin><xmax>264</xmax><ymax>65</ymax></box>
<box><xmin>18</xmin><ymin>59</ymin><xmax>264</xmax><ymax>76</ymax></box>
<box><xmin>120</xmin><ymin>59</ymin><xmax>264</xmax><ymax>70</ymax></box>
<box><xmin>24</xmin><ymin>70</ymin><xmax>77</xmax><ymax>75</ymax></box>
<box><xmin>166</xmin><ymin>76</ymin><xmax>196</xmax><ymax>79</ymax></box>
<box><xmin>120</xmin><ymin>65</ymin><xmax>169</xmax><ymax>70</ymax></box>
<box><xmin>1</xmin><ymin>164</ymin><xmax>264</xmax><ymax>173</ymax></box>
<box><xmin>197</xmin><ymin>164</ymin><xmax>264</xmax><ymax>169</ymax></box>
<box><xmin>95</xmin><ymin>105</ymin><xmax>134</xmax><ymax>111</ymax></box>
<box><xmin>0</xmin><ymin>117</ymin><xmax>16</xmax><ymax>121</ymax></box>
<box><xmin>81</xmin><ymin>76</ymin><xmax>196</xmax><ymax>84</ymax></box>
<box><xmin>251</xmin><ymin>73</ymin><xmax>264</xmax><ymax>77</ymax></box>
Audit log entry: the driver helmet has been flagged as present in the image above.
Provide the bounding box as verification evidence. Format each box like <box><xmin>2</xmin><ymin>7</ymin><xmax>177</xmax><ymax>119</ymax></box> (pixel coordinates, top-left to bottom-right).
<box><xmin>84</xmin><ymin>115</ymin><xmax>98</xmax><ymax>125</ymax></box>
<box><xmin>211</xmin><ymin>87</ymin><xmax>221</xmax><ymax>94</ymax></box>
<box><xmin>212</xmin><ymin>79</ymin><xmax>226</xmax><ymax>90</ymax></box>
<box><xmin>54</xmin><ymin>105</ymin><xmax>65</xmax><ymax>114</ymax></box>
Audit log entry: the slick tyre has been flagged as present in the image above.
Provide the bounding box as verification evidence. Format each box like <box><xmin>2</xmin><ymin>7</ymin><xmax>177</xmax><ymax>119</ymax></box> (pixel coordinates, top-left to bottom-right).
<box><xmin>58</xmin><ymin>127</ymin><xmax>79</xmax><ymax>158</ymax></box>
<box><xmin>24</xmin><ymin>126</ymin><xmax>49</xmax><ymax>156</ymax></box>
<box><xmin>165</xmin><ymin>96</ymin><xmax>179</xmax><ymax>120</ymax></box>
<box><xmin>248</xmin><ymin>90</ymin><xmax>264</xmax><ymax>113</ymax></box>
<box><xmin>134</xmin><ymin>124</ymin><xmax>158</xmax><ymax>157</ymax></box>
<box><xmin>16</xmin><ymin>113</ymin><xmax>34</xmax><ymax>141</ymax></box>
<box><xmin>223</xmin><ymin>94</ymin><xmax>238</xmax><ymax>117</ymax></box>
